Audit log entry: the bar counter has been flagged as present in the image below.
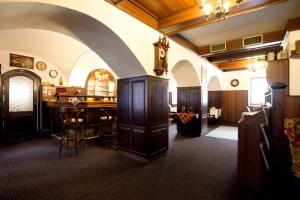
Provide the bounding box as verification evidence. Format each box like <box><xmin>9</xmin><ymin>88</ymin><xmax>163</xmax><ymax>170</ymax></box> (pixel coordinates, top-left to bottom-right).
<box><xmin>45</xmin><ymin>100</ymin><xmax>117</xmax><ymax>108</ymax></box>
<box><xmin>42</xmin><ymin>100</ymin><xmax>117</xmax><ymax>137</ymax></box>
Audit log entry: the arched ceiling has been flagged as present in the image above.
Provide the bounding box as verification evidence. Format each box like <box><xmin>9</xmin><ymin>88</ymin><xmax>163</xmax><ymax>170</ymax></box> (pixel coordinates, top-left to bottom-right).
<box><xmin>0</xmin><ymin>29</ymin><xmax>90</xmax><ymax>80</ymax></box>
<box><xmin>0</xmin><ymin>2</ymin><xmax>146</xmax><ymax>78</ymax></box>
<box><xmin>171</xmin><ymin>60</ymin><xmax>200</xmax><ymax>87</ymax></box>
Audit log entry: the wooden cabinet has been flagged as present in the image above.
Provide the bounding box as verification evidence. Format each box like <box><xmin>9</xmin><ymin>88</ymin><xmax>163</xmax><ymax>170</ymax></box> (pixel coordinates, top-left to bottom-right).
<box><xmin>177</xmin><ymin>87</ymin><xmax>202</xmax><ymax>136</ymax></box>
<box><xmin>117</xmin><ymin>75</ymin><xmax>168</xmax><ymax>159</ymax></box>
<box><xmin>266</xmin><ymin>59</ymin><xmax>289</xmax><ymax>95</ymax></box>
<box><xmin>238</xmin><ymin>111</ymin><xmax>265</xmax><ymax>191</ymax></box>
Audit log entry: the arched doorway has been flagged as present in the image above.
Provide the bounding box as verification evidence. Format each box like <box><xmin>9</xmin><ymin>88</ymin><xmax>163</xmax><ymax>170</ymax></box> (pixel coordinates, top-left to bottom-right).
<box><xmin>1</xmin><ymin>69</ymin><xmax>41</xmax><ymax>138</ymax></box>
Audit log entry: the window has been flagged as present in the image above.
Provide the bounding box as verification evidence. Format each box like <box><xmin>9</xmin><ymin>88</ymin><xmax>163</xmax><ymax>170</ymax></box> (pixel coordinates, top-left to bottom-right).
<box><xmin>249</xmin><ymin>77</ymin><xmax>268</xmax><ymax>106</ymax></box>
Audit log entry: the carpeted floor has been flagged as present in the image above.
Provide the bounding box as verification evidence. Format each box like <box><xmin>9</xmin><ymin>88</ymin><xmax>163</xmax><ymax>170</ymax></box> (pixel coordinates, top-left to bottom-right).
<box><xmin>0</xmin><ymin>124</ymin><xmax>261</xmax><ymax>200</ymax></box>
<box><xmin>205</xmin><ymin>126</ymin><xmax>238</xmax><ymax>140</ymax></box>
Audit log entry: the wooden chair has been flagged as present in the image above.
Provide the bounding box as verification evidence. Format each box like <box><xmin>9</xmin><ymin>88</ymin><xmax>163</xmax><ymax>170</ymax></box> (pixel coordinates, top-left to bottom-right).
<box><xmin>58</xmin><ymin>107</ymin><xmax>84</xmax><ymax>157</ymax></box>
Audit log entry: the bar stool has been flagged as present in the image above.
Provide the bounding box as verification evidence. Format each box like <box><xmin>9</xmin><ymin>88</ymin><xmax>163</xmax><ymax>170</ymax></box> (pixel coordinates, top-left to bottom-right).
<box><xmin>58</xmin><ymin>107</ymin><xmax>84</xmax><ymax>157</ymax></box>
<box><xmin>97</xmin><ymin>108</ymin><xmax>118</xmax><ymax>149</ymax></box>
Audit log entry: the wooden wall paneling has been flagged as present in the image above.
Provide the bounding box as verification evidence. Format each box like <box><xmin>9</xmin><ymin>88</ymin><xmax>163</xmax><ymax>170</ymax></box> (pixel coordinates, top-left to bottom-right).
<box><xmin>177</xmin><ymin>86</ymin><xmax>202</xmax><ymax>136</ymax></box>
<box><xmin>132</xmin><ymin>79</ymin><xmax>146</xmax><ymax>126</ymax></box>
<box><xmin>208</xmin><ymin>91</ymin><xmax>223</xmax><ymax>109</ymax></box>
<box><xmin>285</xmin><ymin>97</ymin><xmax>300</xmax><ymax>118</ymax></box>
<box><xmin>238</xmin><ymin>111</ymin><xmax>265</xmax><ymax>191</ymax></box>
<box><xmin>266</xmin><ymin>59</ymin><xmax>289</xmax><ymax>95</ymax></box>
<box><xmin>117</xmin><ymin>75</ymin><xmax>168</xmax><ymax>159</ymax></box>
<box><xmin>222</xmin><ymin>90</ymin><xmax>248</xmax><ymax>124</ymax></box>
<box><xmin>201</xmin><ymin>87</ymin><xmax>208</xmax><ymax>132</ymax></box>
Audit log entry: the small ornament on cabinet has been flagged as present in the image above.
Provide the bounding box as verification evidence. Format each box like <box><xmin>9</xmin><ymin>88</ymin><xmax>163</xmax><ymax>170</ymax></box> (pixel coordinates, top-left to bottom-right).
<box><xmin>59</xmin><ymin>76</ymin><xmax>63</xmax><ymax>85</ymax></box>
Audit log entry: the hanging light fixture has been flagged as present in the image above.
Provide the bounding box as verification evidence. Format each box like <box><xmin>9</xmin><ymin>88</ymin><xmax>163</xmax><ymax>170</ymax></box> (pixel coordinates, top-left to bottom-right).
<box><xmin>201</xmin><ymin>0</ymin><xmax>244</xmax><ymax>19</ymax></box>
<box><xmin>247</xmin><ymin>58</ymin><xmax>266</xmax><ymax>72</ymax></box>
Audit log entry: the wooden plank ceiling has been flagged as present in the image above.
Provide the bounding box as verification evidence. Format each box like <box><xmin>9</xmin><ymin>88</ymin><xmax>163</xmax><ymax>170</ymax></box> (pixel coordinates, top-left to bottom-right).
<box><xmin>106</xmin><ymin>0</ymin><xmax>299</xmax><ymax>71</ymax></box>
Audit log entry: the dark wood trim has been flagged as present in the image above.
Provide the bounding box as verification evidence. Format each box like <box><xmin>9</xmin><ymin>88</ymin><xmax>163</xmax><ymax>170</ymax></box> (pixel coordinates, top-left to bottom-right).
<box><xmin>198</xmin><ymin>30</ymin><xmax>285</xmax><ymax>56</ymax></box>
<box><xmin>285</xmin><ymin>17</ymin><xmax>300</xmax><ymax>32</ymax></box>
<box><xmin>168</xmin><ymin>33</ymin><xmax>198</xmax><ymax>53</ymax></box>
<box><xmin>105</xmin><ymin>0</ymin><xmax>158</xmax><ymax>29</ymax></box>
<box><xmin>207</xmin><ymin>44</ymin><xmax>282</xmax><ymax>63</ymax></box>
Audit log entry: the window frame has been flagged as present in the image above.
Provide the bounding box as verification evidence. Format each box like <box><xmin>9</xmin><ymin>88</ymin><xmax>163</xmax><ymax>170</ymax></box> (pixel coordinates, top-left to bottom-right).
<box><xmin>249</xmin><ymin>77</ymin><xmax>268</xmax><ymax>106</ymax></box>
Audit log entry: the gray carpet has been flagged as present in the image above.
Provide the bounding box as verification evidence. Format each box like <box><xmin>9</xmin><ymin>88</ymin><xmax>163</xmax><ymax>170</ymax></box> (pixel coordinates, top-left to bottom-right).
<box><xmin>0</xmin><ymin>124</ymin><xmax>261</xmax><ymax>200</ymax></box>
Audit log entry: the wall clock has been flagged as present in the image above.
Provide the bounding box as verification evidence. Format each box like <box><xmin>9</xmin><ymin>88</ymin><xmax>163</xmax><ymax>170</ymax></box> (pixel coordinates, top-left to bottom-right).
<box><xmin>49</xmin><ymin>70</ymin><xmax>58</xmax><ymax>78</ymax></box>
<box><xmin>153</xmin><ymin>36</ymin><xmax>170</xmax><ymax>76</ymax></box>
<box><xmin>36</xmin><ymin>61</ymin><xmax>47</xmax><ymax>71</ymax></box>
<box><xmin>231</xmin><ymin>79</ymin><xmax>239</xmax><ymax>87</ymax></box>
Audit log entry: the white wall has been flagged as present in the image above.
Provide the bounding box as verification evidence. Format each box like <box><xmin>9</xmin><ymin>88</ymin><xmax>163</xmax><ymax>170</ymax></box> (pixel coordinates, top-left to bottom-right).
<box><xmin>0</xmin><ymin>0</ymin><xmax>224</xmax><ymax>89</ymax></box>
<box><xmin>284</xmin><ymin>30</ymin><xmax>300</xmax><ymax>95</ymax></box>
<box><xmin>171</xmin><ymin>60</ymin><xmax>200</xmax><ymax>87</ymax></box>
<box><xmin>68</xmin><ymin>50</ymin><xmax>118</xmax><ymax>87</ymax></box>
<box><xmin>0</xmin><ymin>50</ymin><xmax>65</xmax><ymax>85</ymax></box>
<box><xmin>222</xmin><ymin>68</ymin><xmax>266</xmax><ymax>91</ymax></box>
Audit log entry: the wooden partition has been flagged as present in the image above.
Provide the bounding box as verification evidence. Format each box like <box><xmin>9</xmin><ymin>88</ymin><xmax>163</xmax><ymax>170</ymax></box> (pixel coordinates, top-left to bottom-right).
<box><xmin>267</xmin><ymin>59</ymin><xmax>300</xmax><ymax>118</ymax></box>
<box><xmin>117</xmin><ymin>75</ymin><xmax>168</xmax><ymax>159</ymax></box>
<box><xmin>208</xmin><ymin>91</ymin><xmax>223</xmax><ymax>109</ymax></box>
<box><xmin>222</xmin><ymin>90</ymin><xmax>248</xmax><ymax>124</ymax></box>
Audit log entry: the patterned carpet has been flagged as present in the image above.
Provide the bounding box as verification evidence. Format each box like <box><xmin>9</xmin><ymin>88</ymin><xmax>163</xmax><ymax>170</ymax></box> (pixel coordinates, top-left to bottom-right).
<box><xmin>0</xmin><ymin>125</ymin><xmax>261</xmax><ymax>200</ymax></box>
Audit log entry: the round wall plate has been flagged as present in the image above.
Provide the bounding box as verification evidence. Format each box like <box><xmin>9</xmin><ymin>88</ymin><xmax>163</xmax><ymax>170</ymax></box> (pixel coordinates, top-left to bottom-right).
<box><xmin>36</xmin><ymin>61</ymin><xmax>47</xmax><ymax>71</ymax></box>
<box><xmin>49</xmin><ymin>70</ymin><xmax>58</xmax><ymax>78</ymax></box>
<box><xmin>231</xmin><ymin>79</ymin><xmax>239</xmax><ymax>87</ymax></box>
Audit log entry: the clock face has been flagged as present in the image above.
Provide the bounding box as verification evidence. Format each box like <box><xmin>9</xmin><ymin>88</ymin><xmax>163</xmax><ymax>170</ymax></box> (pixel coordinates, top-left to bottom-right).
<box><xmin>231</xmin><ymin>79</ymin><xmax>239</xmax><ymax>87</ymax></box>
<box><xmin>159</xmin><ymin>48</ymin><xmax>166</xmax><ymax>58</ymax></box>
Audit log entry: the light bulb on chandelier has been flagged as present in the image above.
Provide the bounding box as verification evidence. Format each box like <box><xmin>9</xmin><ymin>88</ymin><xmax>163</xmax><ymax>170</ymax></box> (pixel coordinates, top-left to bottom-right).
<box><xmin>201</xmin><ymin>0</ymin><xmax>244</xmax><ymax>20</ymax></box>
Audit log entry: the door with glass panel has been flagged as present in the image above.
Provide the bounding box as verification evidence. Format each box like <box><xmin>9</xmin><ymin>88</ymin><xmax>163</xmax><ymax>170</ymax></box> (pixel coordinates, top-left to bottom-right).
<box><xmin>1</xmin><ymin>69</ymin><xmax>41</xmax><ymax>138</ymax></box>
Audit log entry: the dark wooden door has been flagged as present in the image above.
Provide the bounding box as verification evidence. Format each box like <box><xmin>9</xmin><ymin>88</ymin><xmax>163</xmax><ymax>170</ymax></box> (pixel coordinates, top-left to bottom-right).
<box><xmin>1</xmin><ymin>69</ymin><xmax>41</xmax><ymax>138</ymax></box>
<box><xmin>177</xmin><ymin>88</ymin><xmax>188</xmax><ymax>112</ymax></box>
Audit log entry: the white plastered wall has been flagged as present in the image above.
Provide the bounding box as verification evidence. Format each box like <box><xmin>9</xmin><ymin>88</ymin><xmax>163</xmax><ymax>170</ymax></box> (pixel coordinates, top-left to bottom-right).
<box><xmin>0</xmin><ymin>0</ymin><xmax>224</xmax><ymax>89</ymax></box>
<box><xmin>0</xmin><ymin>50</ymin><xmax>64</xmax><ymax>85</ymax></box>
<box><xmin>68</xmin><ymin>50</ymin><xmax>118</xmax><ymax>87</ymax></box>
<box><xmin>222</xmin><ymin>68</ymin><xmax>266</xmax><ymax>91</ymax></box>
<box><xmin>283</xmin><ymin>30</ymin><xmax>300</xmax><ymax>95</ymax></box>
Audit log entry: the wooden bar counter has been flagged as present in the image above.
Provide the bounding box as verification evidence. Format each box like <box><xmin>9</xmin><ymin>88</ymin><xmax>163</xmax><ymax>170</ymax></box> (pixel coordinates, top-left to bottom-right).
<box><xmin>42</xmin><ymin>99</ymin><xmax>117</xmax><ymax>137</ymax></box>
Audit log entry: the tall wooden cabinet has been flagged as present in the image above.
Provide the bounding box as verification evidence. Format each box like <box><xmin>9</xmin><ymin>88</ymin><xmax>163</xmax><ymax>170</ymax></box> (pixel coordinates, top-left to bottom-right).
<box><xmin>177</xmin><ymin>86</ymin><xmax>206</xmax><ymax>136</ymax></box>
<box><xmin>117</xmin><ymin>75</ymin><xmax>169</xmax><ymax>159</ymax></box>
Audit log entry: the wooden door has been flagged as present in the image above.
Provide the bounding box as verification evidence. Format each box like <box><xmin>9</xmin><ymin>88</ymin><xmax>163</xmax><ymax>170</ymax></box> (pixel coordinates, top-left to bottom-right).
<box><xmin>1</xmin><ymin>69</ymin><xmax>41</xmax><ymax>138</ymax></box>
<box><xmin>177</xmin><ymin>88</ymin><xmax>188</xmax><ymax>112</ymax></box>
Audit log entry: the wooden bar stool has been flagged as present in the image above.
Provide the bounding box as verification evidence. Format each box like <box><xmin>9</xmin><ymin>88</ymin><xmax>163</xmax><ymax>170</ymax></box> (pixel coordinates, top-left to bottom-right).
<box><xmin>58</xmin><ymin>107</ymin><xmax>84</xmax><ymax>157</ymax></box>
<box><xmin>97</xmin><ymin>108</ymin><xmax>117</xmax><ymax>149</ymax></box>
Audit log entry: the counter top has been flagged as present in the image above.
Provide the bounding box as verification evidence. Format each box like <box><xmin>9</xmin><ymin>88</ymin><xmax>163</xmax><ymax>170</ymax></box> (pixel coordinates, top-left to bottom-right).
<box><xmin>44</xmin><ymin>100</ymin><xmax>117</xmax><ymax>108</ymax></box>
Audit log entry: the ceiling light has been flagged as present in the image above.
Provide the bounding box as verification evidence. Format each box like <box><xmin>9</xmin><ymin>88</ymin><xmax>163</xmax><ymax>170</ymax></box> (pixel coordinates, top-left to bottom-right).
<box><xmin>201</xmin><ymin>0</ymin><xmax>244</xmax><ymax>20</ymax></box>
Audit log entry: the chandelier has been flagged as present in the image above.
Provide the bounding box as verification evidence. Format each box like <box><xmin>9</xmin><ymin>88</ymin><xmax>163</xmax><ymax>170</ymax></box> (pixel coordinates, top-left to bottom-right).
<box><xmin>201</xmin><ymin>0</ymin><xmax>244</xmax><ymax>19</ymax></box>
<box><xmin>247</xmin><ymin>58</ymin><xmax>266</xmax><ymax>72</ymax></box>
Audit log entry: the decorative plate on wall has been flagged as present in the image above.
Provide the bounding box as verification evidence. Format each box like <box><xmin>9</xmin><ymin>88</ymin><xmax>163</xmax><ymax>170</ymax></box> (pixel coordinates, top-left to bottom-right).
<box><xmin>36</xmin><ymin>61</ymin><xmax>47</xmax><ymax>71</ymax></box>
<box><xmin>231</xmin><ymin>79</ymin><xmax>239</xmax><ymax>87</ymax></box>
<box><xmin>49</xmin><ymin>70</ymin><xmax>58</xmax><ymax>78</ymax></box>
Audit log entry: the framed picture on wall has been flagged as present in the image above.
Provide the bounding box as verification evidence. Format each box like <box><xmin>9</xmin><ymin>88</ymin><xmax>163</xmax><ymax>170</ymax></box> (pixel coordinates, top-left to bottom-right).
<box><xmin>201</xmin><ymin>66</ymin><xmax>207</xmax><ymax>85</ymax></box>
<box><xmin>9</xmin><ymin>53</ymin><xmax>34</xmax><ymax>69</ymax></box>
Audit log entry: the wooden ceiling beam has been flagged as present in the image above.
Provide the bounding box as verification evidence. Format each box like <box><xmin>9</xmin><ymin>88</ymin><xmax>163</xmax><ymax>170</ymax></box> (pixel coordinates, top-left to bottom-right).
<box><xmin>285</xmin><ymin>17</ymin><xmax>300</xmax><ymax>32</ymax></box>
<box><xmin>168</xmin><ymin>33</ymin><xmax>199</xmax><ymax>53</ymax></box>
<box><xmin>198</xmin><ymin>30</ymin><xmax>285</xmax><ymax>56</ymax></box>
<box><xmin>208</xmin><ymin>44</ymin><xmax>282</xmax><ymax>63</ymax></box>
<box><xmin>216</xmin><ymin>59</ymin><xmax>256</xmax><ymax>71</ymax></box>
<box><xmin>105</xmin><ymin>0</ymin><xmax>158</xmax><ymax>29</ymax></box>
<box><xmin>159</xmin><ymin>0</ymin><xmax>288</xmax><ymax>36</ymax></box>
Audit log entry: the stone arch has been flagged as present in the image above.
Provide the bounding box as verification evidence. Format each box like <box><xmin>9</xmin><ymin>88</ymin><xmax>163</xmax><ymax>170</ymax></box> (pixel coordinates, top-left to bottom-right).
<box><xmin>171</xmin><ymin>60</ymin><xmax>200</xmax><ymax>87</ymax></box>
<box><xmin>208</xmin><ymin>76</ymin><xmax>222</xmax><ymax>91</ymax></box>
<box><xmin>0</xmin><ymin>2</ymin><xmax>146</xmax><ymax>79</ymax></box>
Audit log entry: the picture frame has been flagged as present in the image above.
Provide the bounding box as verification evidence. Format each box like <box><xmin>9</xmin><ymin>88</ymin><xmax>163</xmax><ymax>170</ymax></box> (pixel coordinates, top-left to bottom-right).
<box><xmin>9</xmin><ymin>53</ymin><xmax>34</xmax><ymax>69</ymax></box>
<box><xmin>201</xmin><ymin>67</ymin><xmax>207</xmax><ymax>85</ymax></box>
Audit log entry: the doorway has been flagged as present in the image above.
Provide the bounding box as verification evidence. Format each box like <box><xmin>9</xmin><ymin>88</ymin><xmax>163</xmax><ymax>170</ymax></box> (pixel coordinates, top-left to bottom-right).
<box><xmin>1</xmin><ymin>69</ymin><xmax>41</xmax><ymax>138</ymax></box>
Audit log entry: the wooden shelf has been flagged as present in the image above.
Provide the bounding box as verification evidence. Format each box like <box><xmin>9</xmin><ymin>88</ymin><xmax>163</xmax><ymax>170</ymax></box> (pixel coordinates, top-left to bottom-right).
<box><xmin>290</xmin><ymin>50</ymin><xmax>300</xmax><ymax>58</ymax></box>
